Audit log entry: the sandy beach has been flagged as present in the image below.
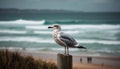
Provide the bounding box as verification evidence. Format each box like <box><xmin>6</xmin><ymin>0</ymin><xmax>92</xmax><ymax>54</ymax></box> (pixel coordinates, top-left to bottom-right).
<box><xmin>16</xmin><ymin>50</ymin><xmax>120</xmax><ymax>69</ymax></box>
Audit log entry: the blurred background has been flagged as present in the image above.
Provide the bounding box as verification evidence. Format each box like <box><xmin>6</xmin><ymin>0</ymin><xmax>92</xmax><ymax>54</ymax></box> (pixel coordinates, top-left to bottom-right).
<box><xmin>0</xmin><ymin>0</ymin><xmax>120</xmax><ymax>56</ymax></box>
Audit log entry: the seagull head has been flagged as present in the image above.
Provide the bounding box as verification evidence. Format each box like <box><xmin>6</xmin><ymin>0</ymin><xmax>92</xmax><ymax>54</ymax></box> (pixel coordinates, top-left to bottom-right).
<box><xmin>48</xmin><ymin>24</ymin><xmax>61</xmax><ymax>31</ymax></box>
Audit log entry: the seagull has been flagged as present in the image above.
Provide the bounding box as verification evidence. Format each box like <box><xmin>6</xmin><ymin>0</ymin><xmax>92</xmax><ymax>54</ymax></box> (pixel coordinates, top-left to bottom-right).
<box><xmin>48</xmin><ymin>24</ymin><xmax>86</xmax><ymax>54</ymax></box>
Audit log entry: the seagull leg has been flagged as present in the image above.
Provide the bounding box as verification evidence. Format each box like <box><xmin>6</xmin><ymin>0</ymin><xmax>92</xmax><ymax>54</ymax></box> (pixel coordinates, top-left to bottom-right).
<box><xmin>67</xmin><ymin>46</ymin><xmax>69</xmax><ymax>55</ymax></box>
<box><xmin>64</xmin><ymin>46</ymin><xmax>66</xmax><ymax>54</ymax></box>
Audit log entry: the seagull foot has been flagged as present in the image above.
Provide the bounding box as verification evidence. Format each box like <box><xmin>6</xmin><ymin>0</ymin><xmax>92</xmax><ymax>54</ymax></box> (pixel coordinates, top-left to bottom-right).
<box><xmin>64</xmin><ymin>53</ymin><xmax>70</xmax><ymax>55</ymax></box>
<box><xmin>64</xmin><ymin>53</ymin><xmax>69</xmax><ymax>55</ymax></box>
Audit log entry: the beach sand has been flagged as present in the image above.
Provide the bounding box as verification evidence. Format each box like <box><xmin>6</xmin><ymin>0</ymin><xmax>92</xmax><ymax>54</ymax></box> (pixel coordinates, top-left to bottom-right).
<box><xmin>73</xmin><ymin>62</ymin><xmax>119</xmax><ymax>69</ymax></box>
<box><xmin>17</xmin><ymin>50</ymin><xmax>120</xmax><ymax>69</ymax></box>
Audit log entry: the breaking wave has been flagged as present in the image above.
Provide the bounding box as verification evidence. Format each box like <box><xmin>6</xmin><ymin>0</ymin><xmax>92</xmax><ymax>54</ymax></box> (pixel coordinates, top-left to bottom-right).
<box><xmin>0</xmin><ymin>36</ymin><xmax>119</xmax><ymax>45</ymax></box>
<box><xmin>0</xmin><ymin>29</ymin><xmax>27</xmax><ymax>34</ymax></box>
<box><xmin>25</xmin><ymin>24</ymin><xmax>120</xmax><ymax>30</ymax></box>
<box><xmin>0</xmin><ymin>19</ymin><xmax>45</xmax><ymax>25</ymax></box>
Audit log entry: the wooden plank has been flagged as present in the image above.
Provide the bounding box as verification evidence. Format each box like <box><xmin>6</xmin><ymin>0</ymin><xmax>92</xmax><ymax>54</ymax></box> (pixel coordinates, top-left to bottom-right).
<box><xmin>57</xmin><ymin>53</ymin><xmax>72</xmax><ymax>69</ymax></box>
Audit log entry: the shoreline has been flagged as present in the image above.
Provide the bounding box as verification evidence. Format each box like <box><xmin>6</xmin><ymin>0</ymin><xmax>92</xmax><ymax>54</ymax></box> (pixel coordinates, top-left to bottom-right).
<box><xmin>20</xmin><ymin>50</ymin><xmax>120</xmax><ymax>67</ymax></box>
<box><xmin>1</xmin><ymin>49</ymin><xmax>120</xmax><ymax>69</ymax></box>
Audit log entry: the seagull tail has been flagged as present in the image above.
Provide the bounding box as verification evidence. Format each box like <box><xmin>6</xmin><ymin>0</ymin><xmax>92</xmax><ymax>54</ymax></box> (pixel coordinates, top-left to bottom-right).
<box><xmin>77</xmin><ymin>45</ymin><xmax>87</xmax><ymax>49</ymax></box>
<box><xmin>74</xmin><ymin>43</ymin><xmax>86</xmax><ymax>49</ymax></box>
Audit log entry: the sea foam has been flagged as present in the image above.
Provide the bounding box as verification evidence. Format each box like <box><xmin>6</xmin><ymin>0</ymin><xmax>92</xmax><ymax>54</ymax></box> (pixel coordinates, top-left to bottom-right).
<box><xmin>25</xmin><ymin>24</ymin><xmax>120</xmax><ymax>30</ymax></box>
<box><xmin>78</xmin><ymin>39</ymin><xmax>120</xmax><ymax>45</ymax></box>
<box><xmin>0</xmin><ymin>36</ymin><xmax>55</xmax><ymax>43</ymax></box>
<box><xmin>0</xmin><ymin>36</ymin><xmax>119</xmax><ymax>45</ymax></box>
<box><xmin>0</xmin><ymin>29</ymin><xmax>27</xmax><ymax>34</ymax></box>
<box><xmin>0</xmin><ymin>19</ymin><xmax>45</xmax><ymax>25</ymax></box>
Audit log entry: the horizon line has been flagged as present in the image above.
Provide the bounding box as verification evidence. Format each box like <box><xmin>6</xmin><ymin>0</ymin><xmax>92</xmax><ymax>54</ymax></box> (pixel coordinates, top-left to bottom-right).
<box><xmin>0</xmin><ymin>8</ymin><xmax>120</xmax><ymax>13</ymax></box>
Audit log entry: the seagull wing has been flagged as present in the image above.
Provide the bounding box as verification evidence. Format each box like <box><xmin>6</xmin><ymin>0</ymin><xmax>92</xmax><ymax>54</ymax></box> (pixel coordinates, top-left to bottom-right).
<box><xmin>58</xmin><ymin>32</ymin><xmax>78</xmax><ymax>47</ymax></box>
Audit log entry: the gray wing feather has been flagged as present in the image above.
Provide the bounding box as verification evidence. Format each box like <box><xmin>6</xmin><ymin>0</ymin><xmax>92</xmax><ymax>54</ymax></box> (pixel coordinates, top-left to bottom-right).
<box><xmin>59</xmin><ymin>32</ymin><xmax>77</xmax><ymax>46</ymax></box>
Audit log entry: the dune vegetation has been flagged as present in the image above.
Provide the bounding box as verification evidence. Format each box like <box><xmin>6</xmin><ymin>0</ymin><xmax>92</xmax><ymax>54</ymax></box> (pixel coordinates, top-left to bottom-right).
<box><xmin>0</xmin><ymin>49</ymin><xmax>57</xmax><ymax>69</ymax></box>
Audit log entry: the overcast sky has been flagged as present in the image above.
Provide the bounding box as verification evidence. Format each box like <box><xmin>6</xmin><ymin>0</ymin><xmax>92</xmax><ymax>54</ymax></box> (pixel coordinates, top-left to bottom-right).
<box><xmin>0</xmin><ymin>0</ymin><xmax>120</xmax><ymax>12</ymax></box>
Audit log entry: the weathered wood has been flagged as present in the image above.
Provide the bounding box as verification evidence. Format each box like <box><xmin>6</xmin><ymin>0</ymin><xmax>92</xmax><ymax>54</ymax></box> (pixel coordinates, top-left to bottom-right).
<box><xmin>57</xmin><ymin>53</ymin><xmax>72</xmax><ymax>69</ymax></box>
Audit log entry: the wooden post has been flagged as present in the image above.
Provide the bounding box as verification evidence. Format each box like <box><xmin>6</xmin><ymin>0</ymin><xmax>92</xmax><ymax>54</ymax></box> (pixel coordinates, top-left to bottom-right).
<box><xmin>57</xmin><ymin>53</ymin><xmax>72</xmax><ymax>69</ymax></box>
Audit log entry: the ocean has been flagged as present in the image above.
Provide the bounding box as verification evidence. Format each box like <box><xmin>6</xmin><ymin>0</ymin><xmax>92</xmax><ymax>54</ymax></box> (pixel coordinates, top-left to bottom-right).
<box><xmin>0</xmin><ymin>12</ymin><xmax>120</xmax><ymax>56</ymax></box>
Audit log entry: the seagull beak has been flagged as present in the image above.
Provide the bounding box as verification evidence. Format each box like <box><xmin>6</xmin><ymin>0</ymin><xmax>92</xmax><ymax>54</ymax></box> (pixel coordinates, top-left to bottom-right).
<box><xmin>48</xmin><ymin>26</ymin><xmax>53</xmax><ymax>29</ymax></box>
